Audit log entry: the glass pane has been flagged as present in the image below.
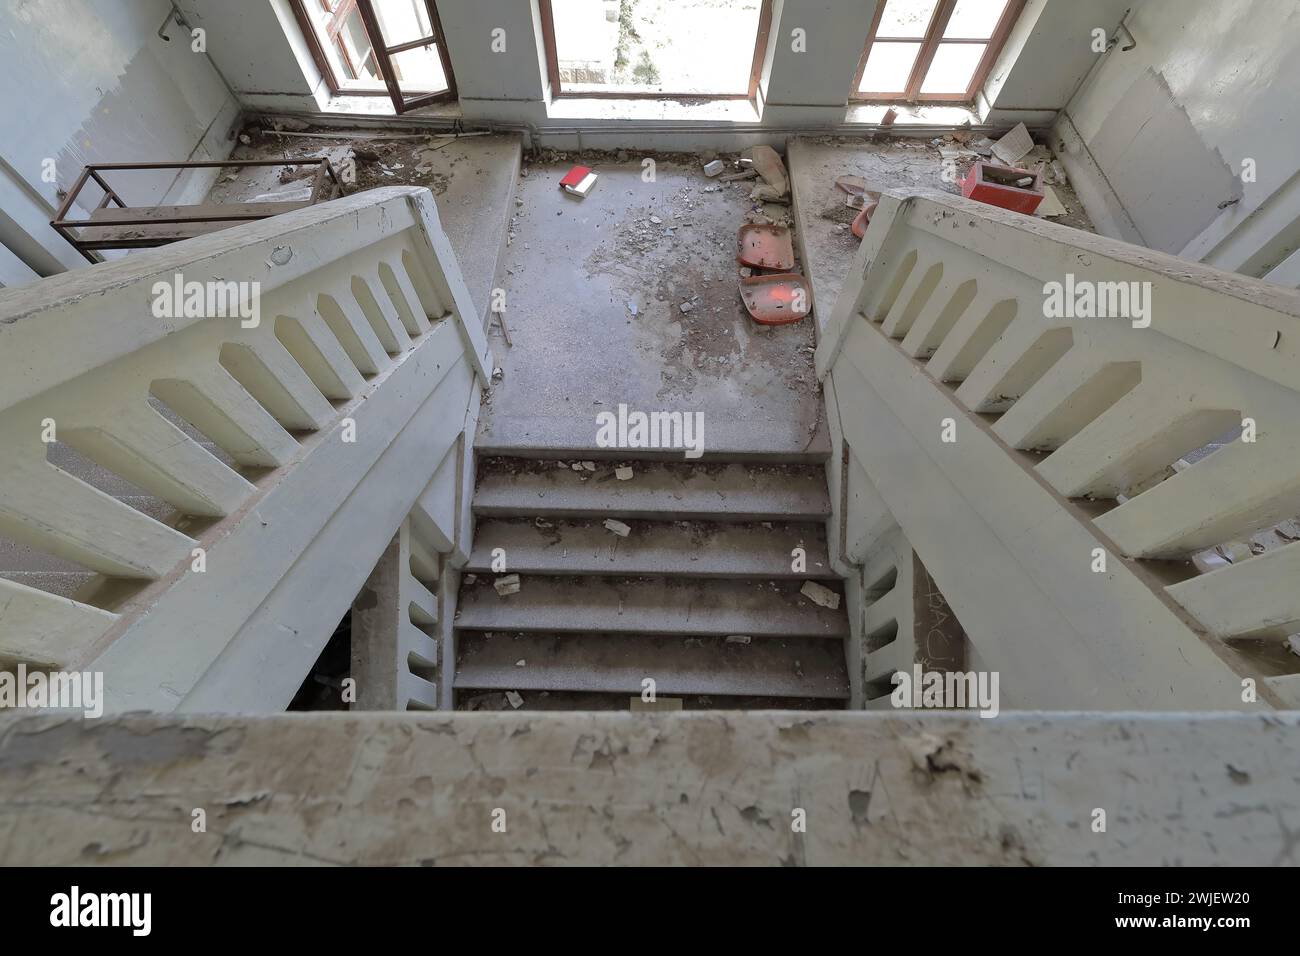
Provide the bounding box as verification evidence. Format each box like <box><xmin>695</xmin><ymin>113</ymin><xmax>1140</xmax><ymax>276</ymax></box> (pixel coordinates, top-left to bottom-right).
<box><xmin>944</xmin><ymin>0</ymin><xmax>1007</xmax><ymax>39</ymax></box>
<box><xmin>858</xmin><ymin>41</ymin><xmax>921</xmax><ymax>93</ymax></box>
<box><xmin>390</xmin><ymin>43</ymin><xmax>448</xmax><ymax>94</ymax></box>
<box><xmin>920</xmin><ymin>42</ymin><xmax>985</xmax><ymax>94</ymax></box>
<box><xmin>876</xmin><ymin>0</ymin><xmax>938</xmax><ymax>38</ymax></box>
<box><xmin>550</xmin><ymin>0</ymin><xmax>763</xmax><ymax>95</ymax></box>
<box><xmin>371</xmin><ymin>0</ymin><xmax>434</xmax><ymax>47</ymax></box>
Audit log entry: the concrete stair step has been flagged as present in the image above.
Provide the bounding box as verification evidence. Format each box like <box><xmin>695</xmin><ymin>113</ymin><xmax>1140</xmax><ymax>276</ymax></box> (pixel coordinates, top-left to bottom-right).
<box><xmin>473</xmin><ymin>459</ymin><xmax>831</xmax><ymax>522</ymax></box>
<box><xmin>456</xmin><ymin>576</ymin><xmax>847</xmax><ymax>638</ymax></box>
<box><xmin>467</xmin><ymin>518</ymin><xmax>835</xmax><ymax>579</ymax></box>
<box><xmin>475</xmin><ymin>416</ymin><xmax>831</xmax><ymax>464</ymax></box>
<box><xmin>455</xmin><ymin>631</ymin><xmax>849</xmax><ymax>700</ymax></box>
<box><xmin>0</xmin><ymin>571</ymin><xmax>97</xmax><ymax>600</ymax></box>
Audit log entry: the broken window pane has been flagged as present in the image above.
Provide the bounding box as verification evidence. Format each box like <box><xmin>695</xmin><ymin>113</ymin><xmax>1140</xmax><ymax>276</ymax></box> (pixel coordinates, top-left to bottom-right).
<box><xmin>920</xmin><ymin>42</ymin><xmax>985</xmax><ymax>94</ymax></box>
<box><xmin>858</xmin><ymin>41</ymin><xmax>921</xmax><ymax>94</ymax></box>
<box><xmin>876</xmin><ymin>0</ymin><xmax>938</xmax><ymax>38</ymax></box>
<box><xmin>549</xmin><ymin>0</ymin><xmax>764</xmax><ymax>96</ymax></box>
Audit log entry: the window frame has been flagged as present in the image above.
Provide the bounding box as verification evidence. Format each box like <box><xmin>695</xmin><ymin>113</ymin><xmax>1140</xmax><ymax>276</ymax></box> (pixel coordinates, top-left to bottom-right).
<box><xmin>850</xmin><ymin>0</ymin><xmax>1025</xmax><ymax>104</ymax></box>
<box><xmin>537</xmin><ymin>0</ymin><xmax>774</xmax><ymax>101</ymax></box>
<box><xmin>289</xmin><ymin>0</ymin><xmax>457</xmax><ymax>111</ymax></box>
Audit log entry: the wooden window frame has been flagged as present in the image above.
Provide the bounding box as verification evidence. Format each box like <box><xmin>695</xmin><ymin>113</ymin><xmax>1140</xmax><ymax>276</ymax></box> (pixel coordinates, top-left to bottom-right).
<box><xmin>851</xmin><ymin>0</ymin><xmax>1025</xmax><ymax>104</ymax></box>
<box><xmin>289</xmin><ymin>0</ymin><xmax>457</xmax><ymax>112</ymax></box>
<box><xmin>538</xmin><ymin>0</ymin><xmax>774</xmax><ymax>101</ymax></box>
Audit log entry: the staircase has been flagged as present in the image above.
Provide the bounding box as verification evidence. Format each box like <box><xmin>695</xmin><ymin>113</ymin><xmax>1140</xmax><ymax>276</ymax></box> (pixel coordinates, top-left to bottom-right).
<box><xmin>0</xmin><ymin>186</ymin><xmax>489</xmax><ymax>711</ymax></box>
<box><xmin>452</xmin><ymin>457</ymin><xmax>851</xmax><ymax>709</ymax></box>
<box><xmin>6</xmin><ymin>179</ymin><xmax>1300</xmax><ymax>715</ymax></box>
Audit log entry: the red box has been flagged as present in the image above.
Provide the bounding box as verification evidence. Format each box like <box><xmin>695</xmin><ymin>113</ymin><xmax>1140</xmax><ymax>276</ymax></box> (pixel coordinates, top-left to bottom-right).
<box><xmin>960</xmin><ymin>161</ymin><xmax>1044</xmax><ymax>215</ymax></box>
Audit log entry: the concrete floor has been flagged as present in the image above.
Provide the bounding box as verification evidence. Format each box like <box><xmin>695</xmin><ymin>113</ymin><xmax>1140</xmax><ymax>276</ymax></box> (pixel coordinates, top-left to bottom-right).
<box><xmin>477</xmin><ymin>158</ymin><xmax>828</xmax><ymax>460</ymax></box>
<box><xmin>788</xmin><ymin>135</ymin><xmax>1095</xmax><ymax>331</ymax></box>
<box><xmin>206</xmin><ymin>128</ymin><xmax>521</xmax><ymax>328</ymax></box>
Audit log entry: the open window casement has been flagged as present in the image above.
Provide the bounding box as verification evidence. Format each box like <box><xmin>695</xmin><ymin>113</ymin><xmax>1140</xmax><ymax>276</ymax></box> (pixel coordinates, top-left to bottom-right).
<box><xmin>353</xmin><ymin>0</ymin><xmax>455</xmax><ymax>112</ymax></box>
<box><xmin>294</xmin><ymin>0</ymin><xmax>456</xmax><ymax>111</ymax></box>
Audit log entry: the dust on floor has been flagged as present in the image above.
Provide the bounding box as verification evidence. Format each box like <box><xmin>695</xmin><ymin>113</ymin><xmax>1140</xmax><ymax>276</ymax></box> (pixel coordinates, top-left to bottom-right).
<box><xmin>479</xmin><ymin>149</ymin><xmax>827</xmax><ymax>459</ymax></box>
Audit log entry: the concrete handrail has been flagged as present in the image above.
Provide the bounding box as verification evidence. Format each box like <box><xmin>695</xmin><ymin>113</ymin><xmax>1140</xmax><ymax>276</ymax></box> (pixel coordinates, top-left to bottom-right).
<box><xmin>817</xmin><ymin>188</ymin><xmax>1300</xmax><ymax>709</ymax></box>
<box><xmin>0</xmin><ymin>187</ymin><xmax>488</xmax><ymax>701</ymax></box>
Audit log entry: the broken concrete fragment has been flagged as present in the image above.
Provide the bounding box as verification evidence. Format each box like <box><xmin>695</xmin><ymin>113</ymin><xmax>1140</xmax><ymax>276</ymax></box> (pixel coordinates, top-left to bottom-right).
<box><xmin>703</xmin><ymin>159</ymin><xmax>725</xmax><ymax>177</ymax></box>
<box><xmin>1217</xmin><ymin>541</ymin><xmax>1253</xmax><ymax>564</ymax></box>
<box><xmin>603</xmin><ymin>519</ymin><xmax>631</xmax><ymax>537</ymax></box>
<box><xmin>800</xmin><ymin>580</ymin><xmax>841</xmax><ymax>610</ymax></box>
<box><xmin>1275</xmin><ymin>518</ymin><xmax>1300</xmax><ymax>541</ymax></box>
<box><xmin>580</xmin><ymin>461</ymin><xmax>597</xmax><ymax>471</ymax></box>
<box><xmin>505</xmin><ymin>690</ymin><xmax>524</xmax><ymax>709</ymax></box>
<box><xmin>494</xmin><ymin>573</ymin><xmax>521</xmax><ymax>596</ymax></box>
<box><xmin>725</xmin><ymin>635</ymin><xmax>752</xmax><ymax>645</ymax></box>
<box><xmin>515</xmin><ymin>659</ymin><xmax>526</xmax><ymax>667</ymax></box>
<box><xmin>1036</xmin><ymin>184</ymin><xmax>1068</xmax><ymax>218</ymax></box>
<box><xmin>614</xmin><ymin>465</ymin><xmax>634</xmax><ymax>481</ymax></box>
<box><xmin>750</xmin><ymin>184</ymin><xmax>789</xmax><ymax>203</ymax></box>
<box><xmin>749</xmin><ymin>145</ymin><xmax>789</xmax><ymax>195</ymax></box>
<box><xmin>679</xmin><ymin>301</ymin><xmax>696</xmax><ymax>314</ymax></box>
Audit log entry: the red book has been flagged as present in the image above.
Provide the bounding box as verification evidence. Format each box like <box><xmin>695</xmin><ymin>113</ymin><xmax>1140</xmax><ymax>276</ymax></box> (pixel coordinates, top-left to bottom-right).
<box><xmin>559</xmin><ymin>165</ymin><xmax>597</xmax><ymax>197</ymax></box>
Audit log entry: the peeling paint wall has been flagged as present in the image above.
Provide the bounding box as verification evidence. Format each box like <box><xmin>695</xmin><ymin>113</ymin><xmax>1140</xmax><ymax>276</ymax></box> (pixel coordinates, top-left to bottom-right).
<box><xmin>1058</xmin><ymin>0</ymin><xmax>1300</xmax><ymax>281</ymax></box>
<box><xmin>0</xmin><ymin>0</ymin><xmax>241</xmax><ymax>275</ymax></box>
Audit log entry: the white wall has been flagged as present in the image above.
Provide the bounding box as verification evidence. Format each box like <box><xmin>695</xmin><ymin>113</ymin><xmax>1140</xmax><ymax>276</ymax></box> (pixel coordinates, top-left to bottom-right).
<box><xmin>176</xmin><ymin>0</ymin><xmax>326</xmax><ymax>112</ymax></box>
<box><xmin>979</xmin><ymin>0</ymin><xmax>1134</xmax><ymax>126</ymax></box>
<box><xmin>760</xmin><ymin>0</ymin><xmax>878</xmax><ymax>125</ymax></box>
<box><xmin>1056</xmin><ymin>0</ymin><xmax>1300</xmax><ymax>282</ymax></box>
<box><xmin>0</xmin><ymin>0</ymin><xmax>241</xmax><ymax>275</ymax></box>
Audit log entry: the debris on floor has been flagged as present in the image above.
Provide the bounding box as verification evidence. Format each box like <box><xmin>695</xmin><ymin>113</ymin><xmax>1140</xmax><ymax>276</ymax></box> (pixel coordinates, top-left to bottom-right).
<box><xmin>1036</xmin><ymin>184</ymin><xmax>1068</xmax><ymax>218</ymax></box>
<box><xmin>703</xmin><ymin>159</ymin><xmax>725</xmax><ymax>177</ymax></box>
<box><xmin>740</xmin><ymin>273</ymin><xmax>813</xmax><ymax>326</ymax></box>
<box><xmin>961</xmin><ymin>160</ymin><xmax>1045</xmax><ymax>215</ymax></box>
<box><xmin>737</xmin><ymin>223</ymin><xmax>796</xmax><ymax>270</ymax></box>
<box><xmin>603</xmin><ymin>518</ymin><xmax>632</xmax><ymax>537</ymax></box>
<box><xmin>504</xmin><ymin>690</ymin><xmax>524</xmax><ymax>708</ymax></box>
<box><xmin>614</xmin><ymin>465</ymin><xmax>634</xmax><ymax>480</ymax></box>
<box><xmin>750</xmin><ymin>145</ymin><xmax>790</xmax><ymax>197</ymax></box>
<box><xmin>835</xmin><ymin>175</ymin><xmax>867</xmax><ymax>195</ymax></box>
<box><xmin>494</xmin><ymin>573</ymin><xmax>521</xmax><ymax>596</ymax></box>
<box><xmin>990</xmin><ymin>122</ymin><xmax>1034</xmax><ymax>166</ymax></box>
<box><xmin>560</xmin><ymin>164</ymin><xmax>597</xmax><ymax>197</ymax></box>
<box><xmin>801</xmin><ymin>580</ymin><xmax>841</xmax><ymax>610</ymax></box>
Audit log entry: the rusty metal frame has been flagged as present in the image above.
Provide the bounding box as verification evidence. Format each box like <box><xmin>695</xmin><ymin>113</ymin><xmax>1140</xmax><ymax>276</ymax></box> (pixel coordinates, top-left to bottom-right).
<box><xmin>538</xmin><ymin>0</ymin><xmax>774</xmax><ymax>102</ymax></box>
<box><xmin>851</xmin><ymin>0</ymin><xmax>1026</xmax><ymax>104</ymax></box>
<box><xmin>50</xmin><ymin>159</ymin><xmax>344</xmax><ymax>264</ymax></box>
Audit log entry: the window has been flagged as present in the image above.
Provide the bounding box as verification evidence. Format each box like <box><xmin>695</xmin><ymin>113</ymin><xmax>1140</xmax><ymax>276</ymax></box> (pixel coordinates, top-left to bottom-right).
<box><xmin>290</xmin><ymin>0</ymin><xmax>455</xmax><ymax>112</ymax></box>
<box><xmin>852</xmin><ymin>0</ymin><xmax>1024</xmax><ymax>103</ymax></box>
<box><xmin>538</xmin><ymin>0</ymin><xmax>774</xmax><ymax>99</ymax></box>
